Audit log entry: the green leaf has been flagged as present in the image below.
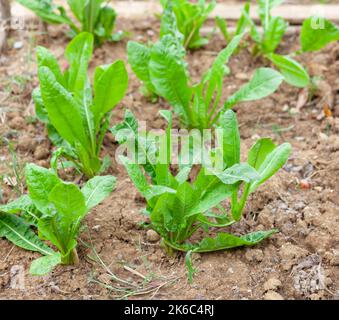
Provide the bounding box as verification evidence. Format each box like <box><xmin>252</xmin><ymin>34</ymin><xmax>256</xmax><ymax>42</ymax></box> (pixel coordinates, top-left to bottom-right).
<box><xmin>111</xmin><ymin>109</ymin><xmax>138</xmax><ymax>143</ymax></box>
<box><xmin>95</xmin><ymin>5</ymin><xmax>116</xmax><ymax>42</ymax></box>
<box><xmin>38</xmin><ymin>66</ymin><xmax>90</xmax><ymax>150</ymax></box>
<box><xmin>65</xmin><ymin>32</ymin><xmax>94</xmax><ymax>101</ymax></box>
<box><xmin>203</xmin><ymin>33</ymin><xmax>245</xmax><ymax>109</ymax></box>
<box><xmin>160</xmin><ymin>0</ymin><xmax>184</xmax><ymax>45</ymax></box>
<box><xmin>149</xmin><ymin>35</ymin><xmax>192</xmax><ymax>122</ymax></box>
<box><xmin>16</xmin><ymin>0</ymin><xmax>72</xmax><ymax>25</ymax></box>
<box><xmin>224</xmin><ymin>68</ymin><xmax>283</xmax><ymax>110</ymax></box>
<box><xmin>217</xmin><ymin>110</ymin><xmax>240</xmax><ymax>168</ymax></box>
<box><xmin>144</xmin><ymin>185</ymin><xmax>176</xmax><ymax>204</ymax></box>
<box><xmin>127</xmin><ymin>41</ymin><xmax>155</xmax><ymax>93</ymax></box>
<box><xmin>267</xmin><ymin>53</ymin><xmax>310</xmax><ymax>88</ymax></box>
<box><xmin>81</xmin><ymin>175</ymin><xmax>116</xmax><ymax>210</ymax></box>
<box><xmin>0</xmin><ymin>195</ymin><xmax>34</xmax><ymax>214</ymax></box>
<box><xmin>262</xmin><ymin>16</ymin><xmax>288</xmax><ymax>54</ymax></box>
<box><xmin>215</xmin><ymin>16</ymin><xmax>230</xmax><ymax>41</ymax></box>
<box><xmin>193</xmin><ymin>229</ymin><xmax>277</xmax><ymax>252</ymax></box>
<box><xmin>119</xmin><ymin>156</ymin><xmax>150</xmax><ymax>197</ymax></box>
<box><xmin>48</xmin><ymin>182</ymin><xmax>87</xmax><ymax>223</ymax></box>
<box><xmin>175</xmin><ymin>166</ymin><xmax>192</xmax><ymax>185</ymax></box>
<box><xmin>150</xmin><ymin>193</ymin><xmax>175</xmax><ymax>235</ymax></box>
<box><xmin>194</xmin><ymin>182</ymin><xmax>236</xmax><ymax>214</ymax></box>
<box><xmin>214</xmin><ymin>163</ymin><xmax>260</xmax><ymax>185</ymax></box>
<box><xmin>92</xmin><ymin>60</ymin><xmax>128</xmax><ymax>126</ymax></box>
<box><xmin>33</xmin><ymin>88</ymin><xmax>49</xmax><ymax>124</ymax></box>
<box><xmin>82</xmin><ymin>0</ymin><xmax>103</xmax><ymax>33</ymax></box>
<box><xmin>301</xmin><ymin>17</ymin><xmax>339</xmax><ymax>52</ymax></box>
<box><xmin>165</xmin><ymin>0</ymin><xmax>216</xmax><ymax>49</ymax></box>
<box><xmin>249</xmin><ymin>142</ymin><xmax>291</xmax><ymax>192</ymax></box>
<box><xmin>30</xmin><ymin>252</ymin><xmax>61</xmax><ymax>276</ymax></box>
<box><xmin>67</xmin><ymin>0</ymin><xmax>86</xmax><ymax>22</ymax></box>
<box><xmin>173</xmin><ymin>181</ymin><xmax>199</xmax><ymax>222</ymax></box>
<box><xmin>185</xmin><ymin>250</ymin><xmax>197</xmax><ymax>284</ymax></box>
<box><xmin>36</xmin><ymin>46</ymin><xmax>65</xmax><ymax>86</ymax></box>
<box><xmin>258</xmin><ymin>0</ymin><xmax>284</xmax><ymax>31</ymax></box>
<box><xmin>235</xmin><ymin>2</ymin><xmax>251</xmax><ymax>36</ymax></box>
<box><xmin>197</xmin><ymin>211</ymin><xmax>235</xmax><ymax>228</ymax></box>
<box><xmin>0</xmin><ymin>213</ymin><xmax>54</xmax><ymax>256</ymax></box>
<box><xmin>247</xmin><ymin>138</ymin><xmax>276</xmax><ymax>170</ymax></box>
<box><xmin>25</xmin><ymin>164</ymin><xmax>60</xmax><ymax>214</ymax></box>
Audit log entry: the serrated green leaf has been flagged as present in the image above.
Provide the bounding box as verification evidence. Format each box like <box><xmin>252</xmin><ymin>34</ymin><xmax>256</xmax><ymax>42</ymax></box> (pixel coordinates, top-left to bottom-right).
<box><xmin>81</xmin><ymin>175</ymin><xmax>116</xmax><ymax>210</ymax></box>
<box><xmin>30</xmin><ymin>252</ymin><xmax>61</xmax><ymax>276</ymax></box>
<box><xmin>214</xmin><ymin>163</ymin><xmax>260</xmax><ymax>185</ymax></box>
<box><xmin>16</xmin><ymin>0</ymin><xmax>72</xmax><ymax>25</ymax></box>
<box><xmin>149</xmin><ymin>35</ymin><xmax>192</xmax><ymax>123</ymax></box>
<box><xmin>193</xmin><ymin>229</ymin><xmax>278</xmax><ymax>252</ymax></box>
<box><xmin>127</xmin><ymin>41</ymin><xmax>155</xmax><ymax>94</ymax></box>
<box><xmin>0</xmin><ymin>195</ymin><xmax>34</xmax><ymax>214</ymax></box>
<box><xmin>49</xmin><ymin>182</ymin><xmax>87</xmax><ymax>223</ymax></box>
<box><xmin>217</xmin><ymin>110</ymin><xmax>240</xmax><ymax>168</ymax></box>
<box><xmin>25</xmin><ymin>164</ymin><xmax>60</xmax><ymax>214</ymax></box>
<box><xmin>0</xmin><ymin>213</ymin><xmax>54</xmax><ymax>256</ymax></box>
<box><xmin>36</xmin><ymin>46</ymin><xmax>65</xmax><ymax>86</ymax></box>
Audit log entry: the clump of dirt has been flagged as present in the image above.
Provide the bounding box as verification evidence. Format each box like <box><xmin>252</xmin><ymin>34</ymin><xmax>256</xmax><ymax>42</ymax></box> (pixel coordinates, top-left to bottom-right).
<box><xmin>0</xmin><ymin>17</ymin><xmax>338</xmax><ymax>300</ymax></box>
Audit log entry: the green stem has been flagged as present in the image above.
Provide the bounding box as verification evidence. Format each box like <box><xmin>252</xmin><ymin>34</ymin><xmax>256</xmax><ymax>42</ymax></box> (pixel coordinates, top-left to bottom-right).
<box><xmin>61</xmin><ymin>248</ymin><xmax>79</xmax><ymax>265</ymax></box>
<box><xmin>184</xmin><ymin>24</ymin><xmax>197</xmax><ymax>50</ymax></box>
<box><xmin>232</xmin><ymin>184</ymin><xmax>251</xmax><ymax>221</ymax></box>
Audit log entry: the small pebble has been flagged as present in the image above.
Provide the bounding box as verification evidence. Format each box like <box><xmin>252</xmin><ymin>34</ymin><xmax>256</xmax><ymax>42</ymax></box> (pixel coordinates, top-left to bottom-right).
<box><xmin>34</xmin><ymin>145</ymin><xmax>50</xmax><ymax>160</ymax></box>
<box><xmin>146</xmin><ymin>230</ymin><xmax>160</xmax><ymax>243</ymax></box>
<box><xmin>245</xmin><ymin>249</ymin><xmax>264</xmax><ymax>262</ymax></box>
<box><xmin>264</xmin><ymin>291</ymin><xmax>284</xmax><ymax>300</ymax></box>
<box><xmin>13</xmin><ymin>41</ymin><xmax>23</xmax><ymax>49</ymax></box>
<box><xmin>263</xmin><ymin>278</ymin><xmax>282</xmax><ymax>292</ymax></box>
<box><xmin>8</xmin><ymin>116</ymin><xmax>25</xmax><ymax>130</ymax></box>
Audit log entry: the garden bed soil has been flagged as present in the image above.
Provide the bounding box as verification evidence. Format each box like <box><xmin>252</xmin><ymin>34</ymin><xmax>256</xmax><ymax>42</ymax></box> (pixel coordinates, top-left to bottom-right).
<box><xmin>0</xmin><ymin>16</ymin><xmax>338</xmax><ymax>300</ymax></box>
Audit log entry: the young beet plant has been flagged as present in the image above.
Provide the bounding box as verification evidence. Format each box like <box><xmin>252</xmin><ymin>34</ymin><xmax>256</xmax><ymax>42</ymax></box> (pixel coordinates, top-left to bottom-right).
<box><xmin>34</xmin><ymin>32</ymin><xmax>128</xmax><ymax>178</ymax></box>
<box><xmin>129</xmin><ymin>28</ymin><xmax>283</xmax><ymax>130</ymax></box>
<box><xmin>0</xmin><ymin>164</ymin><xmax>116</xmax><ymax>275</ymax></box>
<box><xmin>16</xmin><ymin>0</ymin><xmax>122</xmax><ymax>45</ymax></box>
<box><xmin>127</xmin><ymin>2</ymin><xmax>185</xmax><ymax>101</ymax></box>
<box><xmin>217</xmin><ymin>1</ymin><xmax>339</xmax><ymax>88</ymax></box>
<box><xmin>112</xmin><ymin>109</ymin><xmax>291</xmax><ymax>281</ymax></box>
<box><xmin>160</xmin><ymin>0</ymin><xmax>216</xmax><ymax>50</ymax></box>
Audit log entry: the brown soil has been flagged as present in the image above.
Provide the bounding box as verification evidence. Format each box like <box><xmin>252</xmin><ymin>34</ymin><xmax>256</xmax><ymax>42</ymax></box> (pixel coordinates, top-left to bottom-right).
<box><xmin>0</xmin><ymin>15</ymin><xmax>338</xmax><ymax>300</ymax></box>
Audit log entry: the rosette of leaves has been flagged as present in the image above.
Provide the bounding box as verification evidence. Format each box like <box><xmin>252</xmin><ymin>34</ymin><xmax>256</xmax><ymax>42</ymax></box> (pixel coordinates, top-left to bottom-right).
<box><xmin>160</xmin><ymin>0</ymin><xmax>216</xmax><ymax>50</ymax></box>
<box><xmin>216</xmin><ymin>0</ymin><xmax>339</xmax><ymax>88</ymax></box>
<box><xmin>16</xmin><ymin>0</ymin><xmax>122</xmax><ymax>46</ymax></box>
<box><xmin>128</xmin><ymin>28</ymin><xmax>283</xmax><ymax>130</ymax></box>
<box><xmin>0</xmin><ymin>164</ymin><xmax>116</xmax><ymax>275</ymax></box>
<box><xmin>34</xmin><ymin>32</ymin><xmax>128</xmax><ymax>178</ymax></box>
<box><xmin>112</xmin><ymin>109</ymin><xmax>291</xmax><ymax>281</ymax></box>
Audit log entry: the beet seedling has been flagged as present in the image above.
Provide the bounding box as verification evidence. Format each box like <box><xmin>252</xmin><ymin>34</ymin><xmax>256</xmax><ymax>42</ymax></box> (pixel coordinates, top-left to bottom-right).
<box><xmin>34</xmin><ymin>32</ymin><xmax>128</xmax><ymax>178</ymax></box>
<box><xmin>160</xmin><ymin>0</ymin><xmax>216</xmax><ymax>50</ymax></box>
<box><xmin>113</xmin><ymin>109</ymin><xmax>291</xmax><ymax>282</ymax></box>
<box><xmin>129</xmin><ymin>15</ymin><xmax>283</xmax><ymax>131</ymax></box>
<box><xmin>127</xmin><ymin>1</ymin><xmax>185</xmax><ymax>101</ymax></box>
<box><xmin>0</xmin><ymin>164</ymin><xmax>116</xmax><ymax>275</ymax></box>
<box><xmin>16</xmin><ymin>0</ymin><xmax>122</xmax><ymax>46</ymax></box>
<box><xmin>217</xmin><ymin>1</ymin><xmax>339</xmax><ymax>88</ymax></box>
<box><xmin>153</xmin><ymin>34</ymin><xmax>284</xmax><ymax>130</ymax></box>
